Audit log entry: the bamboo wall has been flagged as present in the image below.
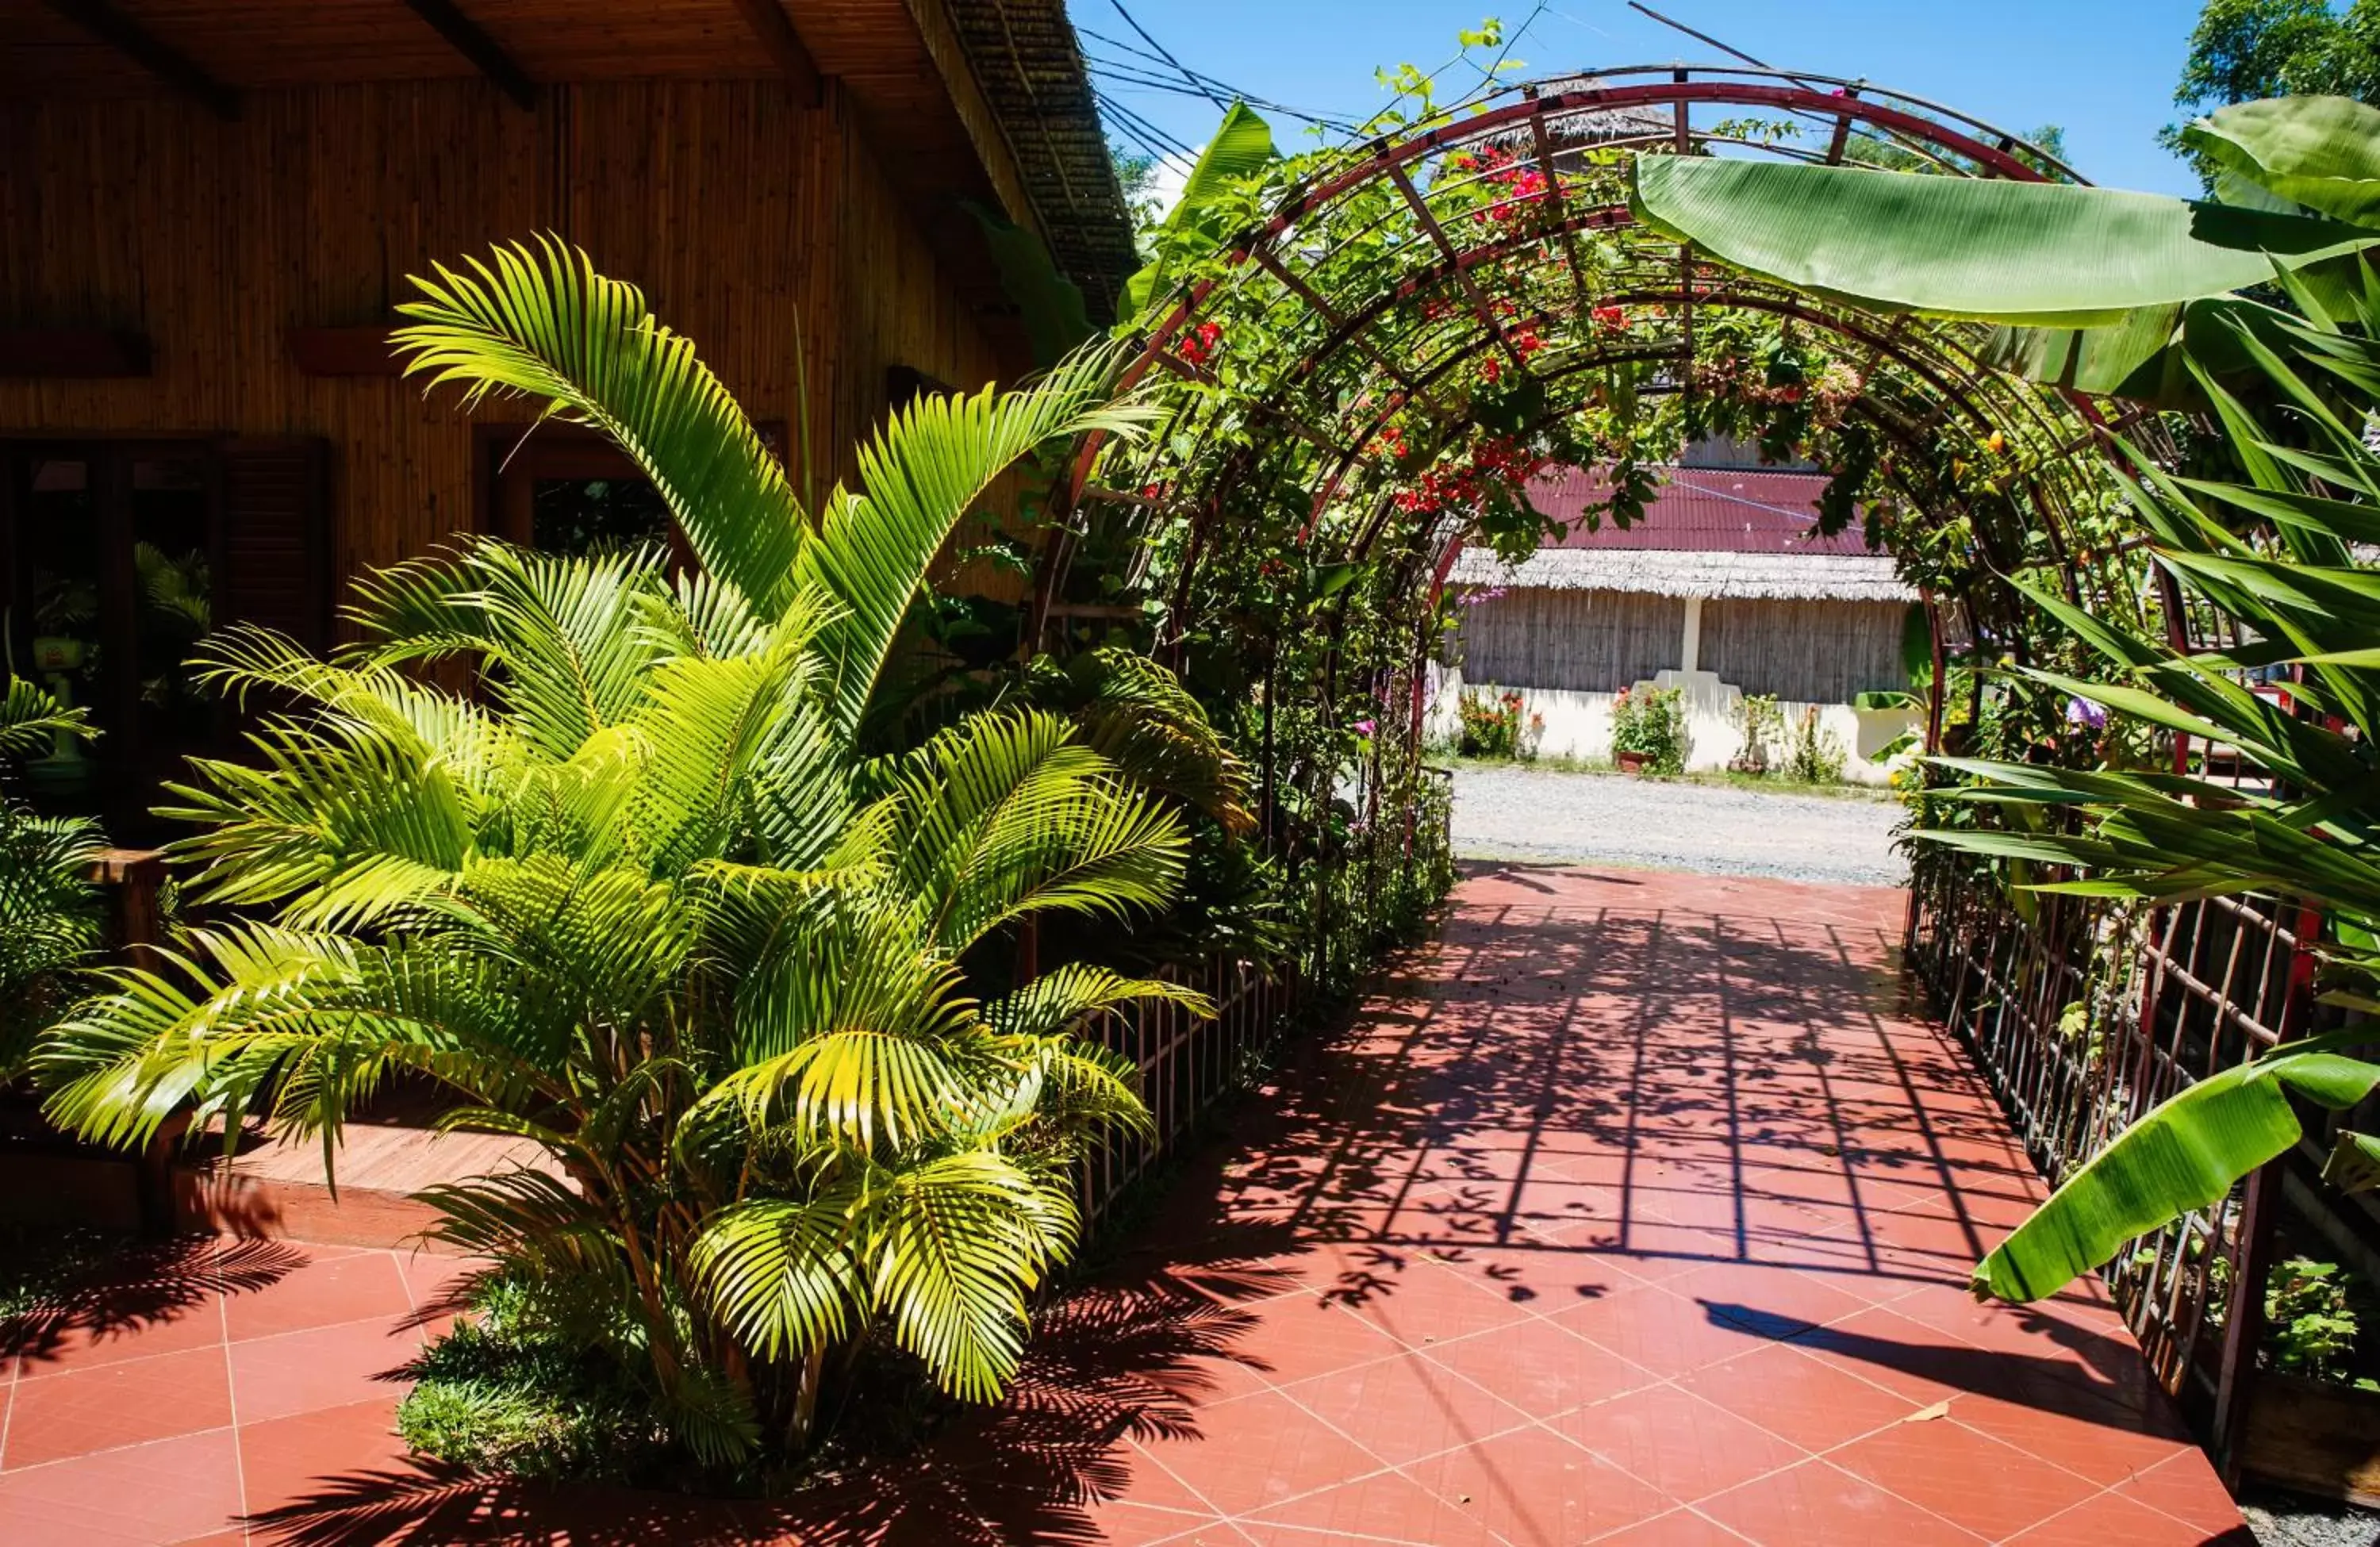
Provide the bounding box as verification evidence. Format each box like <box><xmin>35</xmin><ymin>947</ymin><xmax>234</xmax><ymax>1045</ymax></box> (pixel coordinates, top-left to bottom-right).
<box><xmin>1700</xmin><ymin>597</ymin><xmax>1907</xmax><ymax>703</ymax></box>
<box><xmin>1457</xmin><ymin>589</ymin><xmax>1687</xmax><ymax>693</ymax></box>
<box><xmin>1456</xmin><ymin>588</ymin><xmax>1908</xmax><ymax>704</ymax></box>
<box><xmin>0</xmin><ymin>77</ymin><xmax>1004</xmax><ymax>583</ymax></box>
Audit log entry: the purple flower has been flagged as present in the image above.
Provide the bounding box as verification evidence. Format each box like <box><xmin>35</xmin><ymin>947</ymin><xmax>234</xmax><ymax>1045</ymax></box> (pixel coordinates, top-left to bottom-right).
<box><xmin>1353</xmin><ymin>719</ymin><xmax>1376</xmax><ymax>735</ymax></box>
<box><xmin>2065</xmin><ymin>697</ymin><xmax>2108</xmax><ymax>730</ymax></box>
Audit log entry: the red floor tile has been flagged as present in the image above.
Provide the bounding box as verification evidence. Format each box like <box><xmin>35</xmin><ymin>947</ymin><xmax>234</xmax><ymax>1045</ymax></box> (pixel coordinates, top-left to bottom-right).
<box><xmin>1276</xmin><ymin>1348</ymin><xmax>1531</xmax><ymax>1464</ymax></box>
<box><xmin>1828</xmin><ymin>1415</ymin><xmax>2103</xmax><ymax>1541</ymax></box>
<box><xmin>1244</xmin><ymin>1466</ymin><xmax>1507</xmax><ymax>1545</ymax></box>
<box><xmin>227</xmin><ymin>1316</ymin><xmax>418</xmax><ymax>1423</ymax></box>
<box><xmin>2</xmin><ymin>1344</ymin><xmax>233</xmax><ymax>1470</ymax></box>
<box><xmin>1129</xmin><ymin>1389</ymin><xmax>1387</xmax><ymax>1517</ymax></box>
<box><xmin>0</xmin><ymin>1427</ymin><xmax>246</xmax><ymax>1545</ymax></box>
<box><xmin>1554</xmin><ymin>1382</ymin><xmax>1811</xmax><ymax>1505</ymax></box>
<box><xmin>237</xmin><ymin>1395</ymin><xmax>412</xmax><ymax>1514</ymax></box>
<box><xmin>1397</xmin><ymin>1420</ymin><xmax>1676</xmax><ymax>1543</ymax></box>
<box><xmin>223</xmin><ymin>1246</ymin><xmax>411</xmax><ymax>1342</ymax></box>
<box><xmin>1697</xmin><ymin>1457</ymin><xmax>1987</xmax><ymax>1545</ymax></box>
<box><xmin>1422</xmin><ymin>1311</ymin><xmax>1660</xmax><ymax>1418</ymax></box>
<box><xmin>1676</xmin><ymin>1342</ymin><xmax>1925</xmax><ymax>1453</ymax></box>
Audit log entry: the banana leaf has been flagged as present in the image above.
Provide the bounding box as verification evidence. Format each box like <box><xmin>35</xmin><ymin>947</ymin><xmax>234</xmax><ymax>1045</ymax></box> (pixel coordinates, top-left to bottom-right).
<box><xmin>1975</xmin><ymin>1050</ymin><xmax>2380</xmax><ymax>1302</ymax></box>
<box><xmin>2182</xmin><ymin>96</ymin><xmax>2380</xmax><ymax>229</ymax></box>
<box><xmin>1118</xmin><ymin>102</ymin><xmax>1279</xmax><ymax>325</ymax></box>
<box><xmin>1629</xmin><ymin>156</ymin><xmax>2380</xmax><ymax>328</ymax></box>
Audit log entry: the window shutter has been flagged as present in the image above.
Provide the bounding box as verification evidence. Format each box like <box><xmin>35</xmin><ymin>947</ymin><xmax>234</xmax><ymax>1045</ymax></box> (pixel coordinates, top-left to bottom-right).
<box><xmin>214</xmin><ymin>437</ymin><xmax>332</xmax><ymax>651</ymax></box>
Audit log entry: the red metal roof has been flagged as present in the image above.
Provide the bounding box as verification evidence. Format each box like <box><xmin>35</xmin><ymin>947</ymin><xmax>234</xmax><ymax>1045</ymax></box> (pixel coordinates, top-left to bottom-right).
<box><xmin>1526</xmin><ymin>466</ymin><xmax>1879</xmax><ymax>555</ymax></box>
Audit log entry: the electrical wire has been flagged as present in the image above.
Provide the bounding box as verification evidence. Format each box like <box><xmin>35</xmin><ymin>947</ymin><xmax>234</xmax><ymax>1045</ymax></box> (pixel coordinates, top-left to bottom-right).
<box><xmin>1104</xmin><ymin>0</ymin><xmax>1230</xmax><ymax>111</ymax></box>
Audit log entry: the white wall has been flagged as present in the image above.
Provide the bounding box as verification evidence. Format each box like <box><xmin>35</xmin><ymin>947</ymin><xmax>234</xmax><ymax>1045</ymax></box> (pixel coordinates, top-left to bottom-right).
<box><xmin>1429</xmin><ymin>665</ymin><xmax>1915</xmax><ymax>786</ymax></box>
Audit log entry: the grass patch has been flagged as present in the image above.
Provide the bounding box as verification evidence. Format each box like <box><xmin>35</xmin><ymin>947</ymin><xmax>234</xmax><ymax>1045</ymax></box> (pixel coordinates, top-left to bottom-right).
<box><xmin>395</xmin><ymin>1273</ymin><xmax>674</xmax><ymax>1486</ymax></box>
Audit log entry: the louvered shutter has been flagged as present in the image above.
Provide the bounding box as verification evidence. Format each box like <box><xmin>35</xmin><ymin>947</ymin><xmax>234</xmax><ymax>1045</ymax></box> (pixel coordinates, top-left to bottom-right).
<box><xmin>214</xmin><ymin>437</ymin><xmax>331</xmax><ymax>650</ymax></box>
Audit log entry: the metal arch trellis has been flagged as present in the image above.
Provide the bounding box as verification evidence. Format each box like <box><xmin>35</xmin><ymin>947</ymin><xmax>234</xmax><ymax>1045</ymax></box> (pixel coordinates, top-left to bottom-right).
<box><xmin>1030</xmin><ymin>58</ymin><xmax>2368</xmax><ymax>1487</ymax></box>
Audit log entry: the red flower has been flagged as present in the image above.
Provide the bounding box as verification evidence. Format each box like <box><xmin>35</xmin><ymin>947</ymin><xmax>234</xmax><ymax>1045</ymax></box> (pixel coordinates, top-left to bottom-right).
<box><xmin>1176</xmin><ymin>320</ymin><xmax>1223</xmax><ymax>367</ymax></box>
<box><xmin>1479</xmin><ymin>356</ymin><xmax>1503</xmax><ymax>383</ymax></box>
<box><xmin>1591</xmin><ymin>305</ymin><xmax>1626</xmax><ymax>332</ymax></box>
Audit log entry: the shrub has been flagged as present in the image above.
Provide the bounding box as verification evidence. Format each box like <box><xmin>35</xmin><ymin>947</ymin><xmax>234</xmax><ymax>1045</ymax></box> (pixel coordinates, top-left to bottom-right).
<box><xmin>1783</xmin><ymin>704</ymin><xmax>1847</xmax><ymax>785</ymax></box>
<box><xmin>1731</xmin><ymin>693</ymin><xmax>1783</xmax><ymax>776</ymax></box>
<box><xmin>1610</xmin><ymin>685</ymin><xmax>1685</xmax><ymax>775</ymax></box>
<box><xmin>1456</xmin><ymin>686</ymin><xmax>1523</xmax><ymax>758</ymax></box>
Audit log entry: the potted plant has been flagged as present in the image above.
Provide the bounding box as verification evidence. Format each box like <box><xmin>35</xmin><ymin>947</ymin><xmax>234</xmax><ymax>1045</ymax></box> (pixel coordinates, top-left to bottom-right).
<box><xmin>1610</xmin><ymin>685</ymin><xmax>1685</xmax><ymax>775</ymax></box>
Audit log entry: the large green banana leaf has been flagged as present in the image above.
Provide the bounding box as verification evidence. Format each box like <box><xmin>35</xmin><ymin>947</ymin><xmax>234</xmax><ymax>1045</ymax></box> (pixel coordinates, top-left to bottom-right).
<box><xmin>1118</xmin><ymin>102</ymin><xmax>1279</xmax><ymax>325</ymax></box>
<box><xmin>2183</xmin><ymin>96</ymin><xmax>2380</xmax><ymax>228</ymax></box>
<box><xmin>1975</xmin><ymin>1050</ymin><xmax>2380</xmax><ymax>1303</ymax></box>
<box><xmin>1630</xmin><ymin>155</ymin><xmax>2380</xmax><ymax>328</ymax></box>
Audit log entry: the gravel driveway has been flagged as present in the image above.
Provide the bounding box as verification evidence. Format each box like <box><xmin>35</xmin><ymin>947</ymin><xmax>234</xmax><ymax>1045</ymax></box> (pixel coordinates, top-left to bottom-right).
<box><xmin>1450</xmin><ymin>764</ymin><xmax>1909</xmax><ymax>887</ymax></box>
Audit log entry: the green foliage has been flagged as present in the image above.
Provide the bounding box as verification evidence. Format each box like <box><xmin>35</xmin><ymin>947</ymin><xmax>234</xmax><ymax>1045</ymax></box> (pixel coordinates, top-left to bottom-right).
<box><xmin>2165</xmin><ymin>0</ymin><xmax>2380</xmax><ymax>181</ymax></box>
<box><xmin>0</xmin><ymin>675</ymin><xmax>105</xmax><ymax>1077</ymax></box>
<box><xmin>1610</xmin><ymin>686</ymin><xmax>1685</xmax><ymax>776</ymax></box>
<box><xmin>1455</xmin><ymin>686</ymin><xmax>1522</xmax><ymax>759</ymax></box>
<box><xmin>2265</xmin><ymin>1257</ymin><xmax>2366</xmax><ymax>1380</ymax></box>
<box><xmin>35</xmin><ymin>246</ymin><xmax>1197</xmax><ymax>1474</ymax></box>
<box><xmin>1731</xmin><ymin>694</ymin><xmax>1784</xmax><ymax>776</ymax></box>
<box><xmin>397</xmin><ymin>1273</ymin><xmax>668</xmax><ymax>1483</ymax></box>
<box><xmin>1783</xmin><ymin>706</ymin><xmax>1848</xmax><ymax>786</ymax></box>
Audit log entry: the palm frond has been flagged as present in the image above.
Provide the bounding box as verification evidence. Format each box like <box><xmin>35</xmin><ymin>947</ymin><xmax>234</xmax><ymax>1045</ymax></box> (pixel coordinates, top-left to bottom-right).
<box><xmin>393</xmin><ymin>238</ymin><xmax>812</xmax><ymax>619</ymax></box>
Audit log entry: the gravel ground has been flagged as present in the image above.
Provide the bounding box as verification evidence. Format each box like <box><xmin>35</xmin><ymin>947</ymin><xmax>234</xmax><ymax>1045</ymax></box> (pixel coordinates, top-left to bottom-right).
<box><xmin>2244</xmin><ymin>1489</ymin><xmax>2380</xmax><ymax>1547</ymax></box>
<box><xmin>1451</xmin><ymin>764</ymin><xmax>1908</xmax><ymax>887</ymax></box>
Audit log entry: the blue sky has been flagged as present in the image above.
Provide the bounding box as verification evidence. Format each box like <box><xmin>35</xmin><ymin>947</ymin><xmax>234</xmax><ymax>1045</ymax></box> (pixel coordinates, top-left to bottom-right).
<box><xmin>1079</xmin><ymin>0</ymin><xmax>2209</xmax><ymax>197</ymax></box>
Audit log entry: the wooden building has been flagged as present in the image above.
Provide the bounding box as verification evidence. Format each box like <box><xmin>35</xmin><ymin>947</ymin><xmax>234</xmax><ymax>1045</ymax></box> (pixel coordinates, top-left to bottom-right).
<box><xmin>1441</xmin><ymin>463</ymin><xmax>1924</xmax><ymax>781</ymax></box>
<box><xmin>0</xmin><ymin>0</ymin><xmax>1134</xmax><ymax>831</ymax></box>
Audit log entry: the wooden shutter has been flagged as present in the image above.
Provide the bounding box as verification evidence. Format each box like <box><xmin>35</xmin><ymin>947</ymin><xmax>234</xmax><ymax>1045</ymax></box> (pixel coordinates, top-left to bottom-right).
<box><xmin>214</xmin><ymin>437</ymin><xmax>331</xmax><ymax>651</ymax></box>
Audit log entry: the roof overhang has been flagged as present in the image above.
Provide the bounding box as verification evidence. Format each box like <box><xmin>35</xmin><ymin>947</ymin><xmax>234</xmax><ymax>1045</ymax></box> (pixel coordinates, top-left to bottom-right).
<box><xmin>1450</xmin><ymin>546</ymin><xmax>1920</xmax><ymax>604</ymax></box>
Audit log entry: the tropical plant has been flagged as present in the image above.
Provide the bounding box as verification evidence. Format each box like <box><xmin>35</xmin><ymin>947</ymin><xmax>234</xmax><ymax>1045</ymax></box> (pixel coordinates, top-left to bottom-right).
<box><xmin>34</xmin><ymin>241</ymin><xmax>1200</xmax><ymax>1470</ymax></box>
<box><xmin>1610</xmin><ymin>685</ymin><xmax>1687</xmax><ymax>775</ymax></box>
<box><xmin>1455</xmin><ymin>685</ymin><xmax>1523</xmax><ymax>758</ymax></box>
<box><xmin>2164</xmin><ymin>0</ymin><xmax>2380</xmax><ymax>180</ymax></box>
<box><xmin>0</xmin><ymin>676</ymin><xmax>104</xmax><ymax>1078</ymax></box>
<box><xmin>1631</xmin><ymin>95</ymin><xmax>2380</xmax><ymax>1305</ymax></box>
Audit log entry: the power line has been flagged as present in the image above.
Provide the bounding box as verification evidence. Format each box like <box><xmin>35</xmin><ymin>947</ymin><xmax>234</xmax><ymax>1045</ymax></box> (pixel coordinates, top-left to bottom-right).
<box><xmin>1095</xmin><ymin>90</ymin><xmax>1201</xmax><ymax>165</ymax></box>
<box><xmin>1078</xmin><ymin>25</ymin><xmax>1361</xmax><ymax>132</ymax></box>
<box><xmin>1105</xmin><ymin>0</ymin><xmax>1229</xmax><ymax>111</ymax></box>
<box><xmin>1087</xmin><ymin>59</ymin><xmax>1358</xmax><ymax>133</ymax></box>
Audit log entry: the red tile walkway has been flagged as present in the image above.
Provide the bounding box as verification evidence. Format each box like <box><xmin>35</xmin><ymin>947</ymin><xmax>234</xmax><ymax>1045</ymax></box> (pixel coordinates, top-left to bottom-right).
<box><xmin>0</xmin><ymin>866</ymin><xmax>2255</xmax><ymax>1545</ymax></box>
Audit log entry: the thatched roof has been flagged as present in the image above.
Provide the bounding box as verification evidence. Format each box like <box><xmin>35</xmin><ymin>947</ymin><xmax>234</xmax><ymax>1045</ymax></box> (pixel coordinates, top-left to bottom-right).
<box><xmin>942</xmin><ymin>0</ymin><xmax>1142</xmax><ymax>325</ymax></box>
<box><xmin>1478</xmin><ymin>74</ymin><xmax>1672</xmax><ymax>153</ymax></box>
<box><xmin>1449</xmin><ymin>547</ymin><xmax>1918</xmax><ymax>604</ymax></box>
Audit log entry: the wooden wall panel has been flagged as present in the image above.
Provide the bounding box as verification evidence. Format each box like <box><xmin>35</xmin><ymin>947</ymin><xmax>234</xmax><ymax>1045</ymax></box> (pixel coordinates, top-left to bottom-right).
<box><xmin>0</xmin><ymin>75</ymin><xmax>1001</xmax><ymax>596</ymax></box>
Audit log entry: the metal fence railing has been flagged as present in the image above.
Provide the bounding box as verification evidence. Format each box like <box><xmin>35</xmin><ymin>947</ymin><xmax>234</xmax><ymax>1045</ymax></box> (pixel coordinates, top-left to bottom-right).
<box><xmin>1906</xmin><ymin>848</ymin><xmax>2330</xmax><ymax>1474</ymax></box>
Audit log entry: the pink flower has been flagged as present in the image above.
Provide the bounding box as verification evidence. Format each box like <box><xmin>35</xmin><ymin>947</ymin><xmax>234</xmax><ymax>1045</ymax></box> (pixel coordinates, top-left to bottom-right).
<box><xmin>1353</xmin><ymin>719</ymin><xmax>1376</xmax><ymax>735</ymax></box>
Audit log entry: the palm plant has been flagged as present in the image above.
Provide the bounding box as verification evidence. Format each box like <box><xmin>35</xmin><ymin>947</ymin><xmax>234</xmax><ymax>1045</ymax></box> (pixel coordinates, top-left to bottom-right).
<box><xmin>1631</xmin><ymin>95</ymin><xmax>2380</xmax><ymax>1306</ymax></box>
<box><xmin>0</xmin><ymin>678</ymin><xmax>102</xmax><ymax>1077</ymax></box>
<box><xmin>34</xmin><ymin>241</ymin><xmax>1203</xmax><ymax>1463</ymax></box>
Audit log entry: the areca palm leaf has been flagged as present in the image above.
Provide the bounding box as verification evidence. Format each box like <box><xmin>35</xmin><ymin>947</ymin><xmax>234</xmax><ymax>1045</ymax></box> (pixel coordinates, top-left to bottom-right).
<box><xmin>893</xmin><ymin>709</ymin><xmax>1189</xmax><ymax>954</ymax></box>
<box><xmin>0</xmin><ymin>674</ymin><xmax>94</xmax><ymax>758</ymax></box>
<box><xmin>1028</xmin><ymin>647</ymin><xmax>1255</xmax><ymax>834</ymax></box>
<box><xmin>39</xmin><ymin>923</ymin><xmax>556</xmax><ymax>1155</ymax></box>
<box><xmin>194</xmin><ymin>625</ymin><xmax>512</xmax><ymax>793</ymax></box>
<box><xmin>159</xmin><ymin>720</ymin><xmax>474</xmax><ymax>929</ymax></box>
<box><xmin>1975</xmin><ymin>1050</ymin><xmax>2380</xmax><ymax>1302</ymax></box>
<box><xmin>446</xmin><ymin>857</ymin><xmax>697</xmax><ymax>1044</ymax></box>
<box><xmin>867</xmin><ymin>1150</ymin><xmax>1077</xmax><ymax>1403</ymax></box>
<box><xmin>797</xmin><ymin>343</ymin><xmax>1158</xmax><ymax>731</ymax></box>
<box><xmin>1629</xmin><ymin>155</ymin><xmax>2380</xmax><ymax>328</ymax></box>
<box><xmin>688</xmin><ymin>1189</ymin><xmax>866</xmax><ymax>1361</ymax></box>
<box><xmin>982</xmin><ymin>960</ymin><xmax>1213</xmax><ymax>1042</ymax></box>
<box><xmin>392</xmin><ymin>240</ymin><xmax>812</xmax><ymax>620</ymax></box>
<box><xmin>417</xmin><ymin>1166</ymin><xmax>631</xmax><ymax>1287</ymax></box>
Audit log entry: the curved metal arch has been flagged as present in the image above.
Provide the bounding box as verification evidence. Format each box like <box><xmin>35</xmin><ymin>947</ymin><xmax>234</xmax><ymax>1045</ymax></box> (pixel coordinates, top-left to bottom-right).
<box><xmin>1037</xmin><ymin>65</ymin><xmax>2109</xmax><ymax>647</ymax></box>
